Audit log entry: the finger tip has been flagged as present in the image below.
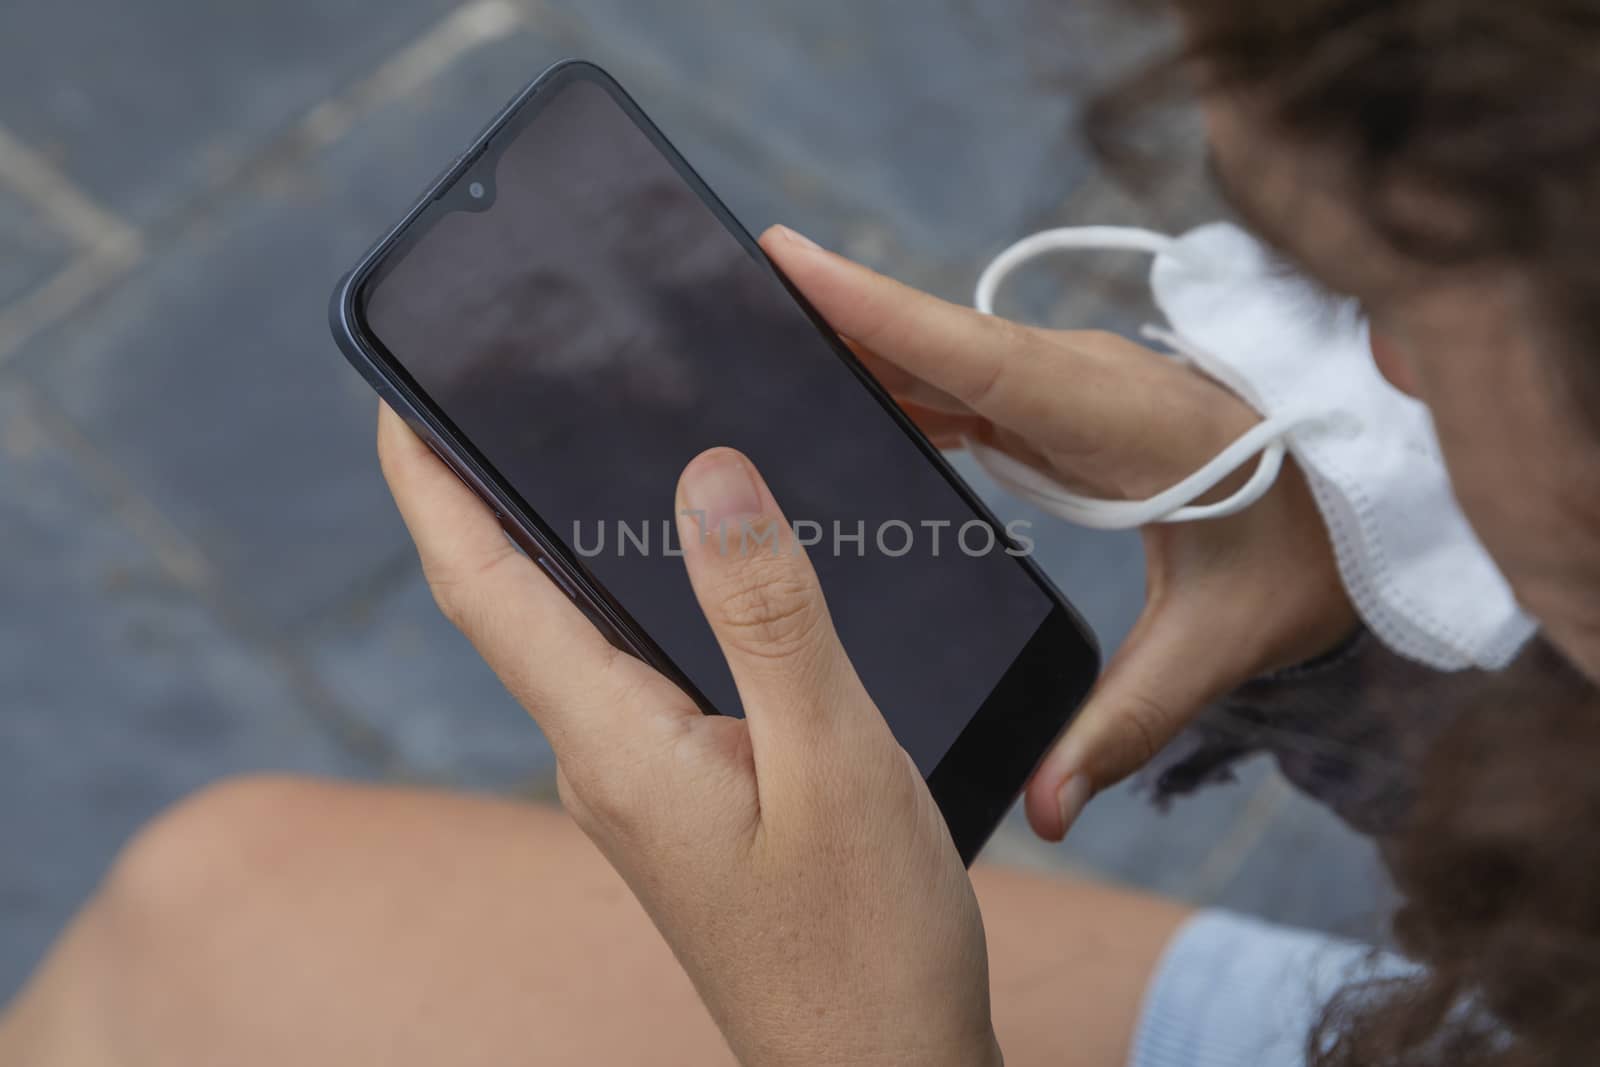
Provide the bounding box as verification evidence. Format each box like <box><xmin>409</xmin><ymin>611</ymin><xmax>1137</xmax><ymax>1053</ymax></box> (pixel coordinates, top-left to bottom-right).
<box><xmin>765</xmin><ymin>223</ymin><xmax>823</xmax><ymax>250</ymax></box>
<box><xmin>760</xmin><ymin>227</ymin><xmax>836</xmax><ymax>282</ymax></box>
<box><xmin>1024</xmin><ymin>793</ymin><xmax>1067</xmax><ymax>843</ymax></box>
<box><xmin>376</xmin><ymin>398</ymin><xmax>397</xmax><ymax>435</ymax></box>
<box><xmin>685</xmin><ymin>443</ymin><xmax>752</xmax><ymax>468</ymax></box>
<box><xmin>376</xmin><ymin>400</ymin><xmax>420</xmax><ymax>442</ymax></box>
<box><xmin>1026</xmin><ymin>742</ymin><xmax>1094</xmax><ymax>841</ymax></box>
<box><xmin>678</xmin><ymin>448</ymin><xmax>777</xmax><ymax>543</ymax></box>
<box><xmin>1056</xmin><ymin>775</ymin><xmax>1094</xmax><ymax>834</ymax></box>
<box><xmin>757</xmin><ymin>225</ymin><xmax>793</xmax><ymax>257</ymax></box>
<box><xmin>377</xmin><ymin>406</ymin><xmax>436</xmax><ymax>471</ymax></box>
<box><xmin>376</xmin><ymin>401</ymin><xmax>407</xmax><ymax>465</ymax></box>
<box><xmin>757</xmin><ymin>224</ymin><xmax>788</xmax><ymax>249</ymax></box>
<box><xmin>679</xmin><ymin>447</ymin><xmax>757</xmax><ymax>498</ymax></box>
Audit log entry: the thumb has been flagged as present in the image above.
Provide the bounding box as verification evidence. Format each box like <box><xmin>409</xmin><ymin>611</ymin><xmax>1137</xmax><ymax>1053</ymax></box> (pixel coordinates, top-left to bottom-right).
<box><xmin>675</xmin><ymin>448</ymin><xmax>876</xmax><ymax>764</ymax></box>
<box><xmin>1023</xmin><ymin>595</ymin><xmax>1248</xmax><ymax>841</ymax></box>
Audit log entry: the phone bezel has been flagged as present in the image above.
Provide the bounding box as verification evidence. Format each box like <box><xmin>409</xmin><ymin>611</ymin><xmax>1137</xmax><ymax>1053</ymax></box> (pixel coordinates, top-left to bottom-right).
<box><xmin>329</xmin><ymin>59</ymin><xmax>1101</xmax><ymax>864</ymax></box>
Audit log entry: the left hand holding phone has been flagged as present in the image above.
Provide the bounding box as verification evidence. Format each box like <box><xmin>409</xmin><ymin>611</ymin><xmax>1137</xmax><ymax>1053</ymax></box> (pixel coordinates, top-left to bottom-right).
<box><xmin>760</xmin><ymin>227</ymin><xmax>1356</xmax><ymax>840</ymax></box>
<box><xmin>377</xmin><ymin>404</ymin><xmax>1004</xmax><ymax>1067</ymax></box>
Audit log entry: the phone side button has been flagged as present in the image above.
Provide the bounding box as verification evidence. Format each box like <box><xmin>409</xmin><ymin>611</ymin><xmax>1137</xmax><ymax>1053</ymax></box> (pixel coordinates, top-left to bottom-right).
<box><xmin>533</xmin><ymin>556</ymin><xmax>625</xmax><ymax>649</ymax></box>
<box><xmin>535</xmin><ymin>555</ymin><xmax>579</xmax><ymax>600</ymax></box>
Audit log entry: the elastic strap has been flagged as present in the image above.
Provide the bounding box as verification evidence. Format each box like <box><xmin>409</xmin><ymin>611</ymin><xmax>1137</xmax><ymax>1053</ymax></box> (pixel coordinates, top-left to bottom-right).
<box><xmin>967</xmin><ymin>226</ymin><xmax>1331</xmax><ymax>530</ymax></box>
<box><xmin>975</xmin><ymin>226</ymin><xmax>1185</xmax><ymax>315</ymax></box>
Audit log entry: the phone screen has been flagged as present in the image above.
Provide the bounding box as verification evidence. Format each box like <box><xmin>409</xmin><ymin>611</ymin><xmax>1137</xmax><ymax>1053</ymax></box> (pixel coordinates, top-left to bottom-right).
<box><xmin>358</xmin><ymin>71</ymin><xmax>1058</xmax><ymax>776</ymax></box>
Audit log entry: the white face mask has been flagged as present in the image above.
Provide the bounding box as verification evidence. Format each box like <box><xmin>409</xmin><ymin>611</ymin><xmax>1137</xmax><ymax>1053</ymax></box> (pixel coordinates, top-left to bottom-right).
<box><xmin>968</xmin><ymin>221</ymin><xmax>1537</xmax><ymax>672</ymax></box>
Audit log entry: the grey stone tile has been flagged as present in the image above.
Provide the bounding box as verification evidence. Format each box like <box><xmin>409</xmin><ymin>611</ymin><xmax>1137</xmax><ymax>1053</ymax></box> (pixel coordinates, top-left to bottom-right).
<box><xmin>558</xmin><ymin>0</ymin><xmax>1093</xmax><ymax>262</ymax></box>
<box><xmin>0</xmin><ymin>385</ymin><xmax>367</xmax><ymax>1001</ymax></box>
<box><xmin>1057</xmin><ymin>762</ymin><xmax>1282</xmax><ymax>899</ymax></box>
<box><xmin>16</xmin><ymin>7</ymin><xmax>1097</xmax><ymax>632</ymax></box>
<box><xmin>1203</xmin><ymin>782</ymin><xmax>1397</xmax><ymax>944</ymax></box>
<box><xmin>0</xmin><ymin>181</ymin><xmax>72</xmax><ymax>309</ymax></box>
<box><xmin>1049</xmin><ymin>767</ymin><xmax>1395</xmax><ymax>940</ymax></box>
<box><xmin>0</xmin><ymin>0</ymin><xmax>457</xmax><ymax>224</ymax></box>
<box><xmin>300</xmin><ymin>570</ymin><xmax>557</xmax><ymax>790</ymax></box>
<box><xmin>21</xmin><ymin>28</ymin><xmax>576</xmax><ymax>630</ymax></box>
<box><xmin>986</xmin><ymin>759</ymin><xmax>1395</xmax><ymax>940</ymax></box>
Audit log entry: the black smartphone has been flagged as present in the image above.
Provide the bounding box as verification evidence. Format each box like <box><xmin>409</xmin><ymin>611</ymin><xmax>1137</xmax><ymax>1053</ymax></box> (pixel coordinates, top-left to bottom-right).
<box><xmin>330</xmin><ymin>60</ymin><xmax>1100</xmax><ymax>863</ymax></box>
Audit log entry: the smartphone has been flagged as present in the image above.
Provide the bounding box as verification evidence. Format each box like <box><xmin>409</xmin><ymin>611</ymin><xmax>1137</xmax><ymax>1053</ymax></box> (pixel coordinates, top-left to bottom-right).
<box><xmin>330</xmin><ymin>60</ymin><xmax>1100</xmax><ymax>863</ymax></box>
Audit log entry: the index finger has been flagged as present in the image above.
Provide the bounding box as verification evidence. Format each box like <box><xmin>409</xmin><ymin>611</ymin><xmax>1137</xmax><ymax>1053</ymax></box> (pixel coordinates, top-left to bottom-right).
<box><xmin>760</xmin><ymin>225</ymin><xmax>1085</xmax><ymax>438</ymax></box>
<box><xmin>376</xmin><ymin>404</ymin><xmax>692</xmax><ymax>758</ymax></box>
<box><xmin>760</xmin><ymin>225</ymin><xmax>1262</xmax><ymax>491</ymax></box>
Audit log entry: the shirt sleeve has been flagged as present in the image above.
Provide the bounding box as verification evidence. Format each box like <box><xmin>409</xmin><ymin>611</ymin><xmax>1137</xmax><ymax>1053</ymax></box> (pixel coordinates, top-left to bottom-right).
<box><xmin>1129</xmin><ymin>910</ymin><xmax>1414</xmax><ymax>1067</ymax></box>
<box><xmin>1138</xmin><ymin>630</ymin><xmax>1583</xmax><ymax>837</ymax></box>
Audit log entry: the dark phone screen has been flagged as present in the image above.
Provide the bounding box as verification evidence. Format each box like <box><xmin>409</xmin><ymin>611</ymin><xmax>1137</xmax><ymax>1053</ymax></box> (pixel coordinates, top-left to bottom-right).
<box><xmin>361</xmin><ymin>72</ymin><xmax>1053</xmax><ymax>776</ymax></box>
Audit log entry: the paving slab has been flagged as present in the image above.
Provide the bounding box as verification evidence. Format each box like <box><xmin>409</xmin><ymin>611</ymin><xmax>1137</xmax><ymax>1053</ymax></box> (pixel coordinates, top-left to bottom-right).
<box><xmin>986</xmin><ymin>761</ymin><xmax>1394</xmax><ymax>939</ymax></box>
<box><xmin>16</xmin><ymin>10</ymin><xmax>1158</xmax><ymax>745</ymax></box>
<box><xmin>300</xmin><ymin>570</ymin><xmax>557</xmax><ymax>790</ymax></box>
<box><xmin>0</xmin><ymin>384</ymin><xmax>370</xmax><ymax>1002</ymax></box>
<box><xmin>1203</xmin><ymin>779</ymin><xmax>1398</xmax><ymax>943</ymax></box>
<box><xmin>0</xmin><ymin>0</ymin><xmax>457</xmax><ymax>225</ymax></box>
<box><xmin>18</xmin><ymin>28</ymin><xmax>576</xmax><ymax>631</ymax></box>
<box><xmin>0</xmin><ymin>182</ymin><xmax>73</xmax><ymax>310</ymax></box>
<box><xmin>560</xmin><ymin>0</ymin><xmax>1092</xmax><ymax>260</ymax></box>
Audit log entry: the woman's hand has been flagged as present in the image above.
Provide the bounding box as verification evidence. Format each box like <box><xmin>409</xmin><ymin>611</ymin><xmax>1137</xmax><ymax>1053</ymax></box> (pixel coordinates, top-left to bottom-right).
<box><xmin>761</xmin><ymin>225</ymin><xmax>1357</xmax><ymax>839</ymax></box>
<box><xmin>379</xmin><ymin>408</ymin><xmax>1001</xmax><ymax>1067</ymax></box>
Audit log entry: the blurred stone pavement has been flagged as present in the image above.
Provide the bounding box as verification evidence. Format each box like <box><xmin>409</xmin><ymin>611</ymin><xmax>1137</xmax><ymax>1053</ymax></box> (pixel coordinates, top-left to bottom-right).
<box><xmin>0</xmin><ymin>0</ymin><xmax>1393</xmax><ymax>1001</ymax></box>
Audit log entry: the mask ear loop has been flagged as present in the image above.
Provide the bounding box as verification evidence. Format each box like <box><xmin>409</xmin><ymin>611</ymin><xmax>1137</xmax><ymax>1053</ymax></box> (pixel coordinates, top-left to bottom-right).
<box><xmin>965</xmin><ymin>226</ymin><xmax>1325</xmax><ymax>531</ymax></box>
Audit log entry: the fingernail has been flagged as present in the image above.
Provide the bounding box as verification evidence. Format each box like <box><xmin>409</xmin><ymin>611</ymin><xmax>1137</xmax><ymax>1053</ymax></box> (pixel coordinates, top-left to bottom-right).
<box><xmin>1056</xmin><ymin>776</ymin><xmax>1093</xmax><ymax>833</ymax></box>
<box><xmin>683</xmin><ymin>450</ymin><xmax>763</xmax><ymax>529</ymax></box>
<box><xmin>778</xmin><ymin>225</ymin><xmax>822</xmax><ymax>251</ymax></box>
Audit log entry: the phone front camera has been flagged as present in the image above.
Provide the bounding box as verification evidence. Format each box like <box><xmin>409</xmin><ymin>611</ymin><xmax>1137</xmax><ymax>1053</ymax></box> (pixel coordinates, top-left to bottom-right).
<box><xmin>469</xmin><ymin>181</ymin><xmax>487</xmax><ymax>200</ymax></box>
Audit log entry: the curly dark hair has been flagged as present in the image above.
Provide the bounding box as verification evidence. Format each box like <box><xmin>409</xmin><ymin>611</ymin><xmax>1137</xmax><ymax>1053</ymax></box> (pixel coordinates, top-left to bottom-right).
<box><xmin>1316</xmin><ymin>682</ymin><xmax>1600</xmax><ymax>1066</ymax></box>
<box><xmin>1090</xmin><ymin>0</ymin><xmax>1600</xmax><ymax>417</ymax></box>
<box><xmin>1088</xmin><ymin>3</ymin><xmax>1600</xmax><ymax>1064</ymax></box>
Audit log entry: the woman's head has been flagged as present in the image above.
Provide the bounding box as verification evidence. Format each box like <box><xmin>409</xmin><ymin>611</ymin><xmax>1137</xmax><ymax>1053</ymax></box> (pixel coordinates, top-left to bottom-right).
<box><xmin>1094</xmin><ymin>2</ymin><xmax>1600</xmax><ymax>1063</ymax></box>
<box><xmin>1108</xmin><ymin>0</ymin><xmax>1600</xmax><ymax>682</ymax></box>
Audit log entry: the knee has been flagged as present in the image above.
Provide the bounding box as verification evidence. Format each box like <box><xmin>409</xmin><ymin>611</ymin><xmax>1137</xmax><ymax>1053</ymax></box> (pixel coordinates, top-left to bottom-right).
<box><xmin>81</xmin><ymin>775</ymin><xmax>341</xmax><ymax>996</ymax></box>
<box><xmin>100</xmin><ymin>776</ymin><xmax>330</xmax><ymax>928</ymax></box>
<box><xmin>11</xmin><ymin>778</ymin><xmax>339</xmax><ymax>1064</ymax></box>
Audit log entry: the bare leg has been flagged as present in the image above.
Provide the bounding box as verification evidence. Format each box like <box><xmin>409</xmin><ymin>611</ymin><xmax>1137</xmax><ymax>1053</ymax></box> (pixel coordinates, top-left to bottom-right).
<box><xmin>0</xmin><ymin>778</ymin><xmax>1190</xmax><ymax>1067</ymax></box>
